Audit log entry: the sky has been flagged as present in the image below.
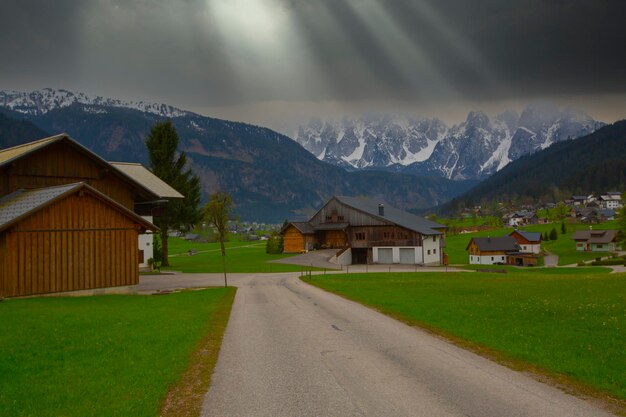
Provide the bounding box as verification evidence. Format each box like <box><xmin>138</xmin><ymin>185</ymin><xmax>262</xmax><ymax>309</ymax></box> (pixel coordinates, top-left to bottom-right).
<box><xmin>1</xmin><ymin>0</ymin><xmax>626</xmax><ymax>135</ymax></box>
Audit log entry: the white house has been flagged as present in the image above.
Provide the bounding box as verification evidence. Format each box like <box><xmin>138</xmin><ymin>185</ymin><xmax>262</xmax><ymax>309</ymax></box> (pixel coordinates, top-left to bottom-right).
<box><xmin>466</xmin><ymin>236</ymin><xmax>519</xmax><ymax>265</ymax></box>
<box><xmin>509</xmin><ymin>230</ymin><xmax>542</xmax><ymax>254</ymax></box>
<box><xmin>111</xmin><ymin>162</ymin><xmax>184</xmax><ymax>270</ymax></box>
<box><xmin>572</xmin><ymin>229</ymin><xmax>620</xmax><ymax>252</ymax></box>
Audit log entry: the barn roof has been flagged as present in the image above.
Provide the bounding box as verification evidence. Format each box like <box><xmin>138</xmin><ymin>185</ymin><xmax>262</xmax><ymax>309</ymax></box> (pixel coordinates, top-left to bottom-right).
<box><xmin>0</xmin><ymin>133</ymin><xmax>160</xmax><ymax>201</ymax></box>
<box><xmin>334</xmin><ymin>195</ymin><xmax>446</xmax><ymax>235</ymax></box>
<box><xmin>0</xmin><ymin>182</ymin><xmax>157</xmax><ymax>233</ymax></box>
<box><xmin>287</xmin><ymin>222</ymin><xmax>315</xmax><ymax>234</ymax></box>
<box><xmin>110</xmin><ymin>162</ymin><xmax>183</xmax><ymax>199</ymax></box>
<box><xmin>466</xmin><ymin>236</ymin><xmax>519</xmax><ymax>252</ymax></box>
<box><xmin>0</xmin><ymin>135</ymin><xmax>59</xmax><ymax>165</ymax></box>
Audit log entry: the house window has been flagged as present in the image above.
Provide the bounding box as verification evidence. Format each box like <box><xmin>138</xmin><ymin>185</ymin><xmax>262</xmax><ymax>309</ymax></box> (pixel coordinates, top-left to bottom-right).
<box><xmin>491</xmin><ymin>257</ymin><xmax>494</xmax><ymax>261</ymax></box>
<box><xmin>597</xmin><ymin>244</ymin><xmax>603</xmax><ymax>248</ymax></box>
<box><xmin>355</xmin><ymin>232</ymin><xmax>366</xmax><ymax>240</ymax></box>
<box><xmin>325</xmin><ymin>215</ymin><xmax>332</xmax><ymax>221</ymax></box>
<box><xmin>433</xmin><ymin>249</ymin><xmax>437</xmax><ymax>254</ymax></box>
<box><xmin>338</xmin><ymin>215</ymin><xmax>345</xmax><ymax>221</ymax></box>
<box><xmin>427</xmin><ymin>250</ymin><xmax>431</xmax><ymax>255</ymax></box>
<box><xmin>383</xmin><ymin>231</ymin><xmax>390</xmax><ymax>239</ymax></box>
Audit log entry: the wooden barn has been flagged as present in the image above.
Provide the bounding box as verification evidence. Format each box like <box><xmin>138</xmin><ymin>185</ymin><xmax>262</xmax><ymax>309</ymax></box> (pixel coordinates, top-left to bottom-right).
<box><xmin>0</xmin><ymin>134</ymin><xmax>168</xmax><ymax>297</ymax></box>
<box><xmin>0</xmin><ymin>134</ymin><xmax>160</xmax><ymax>211</ymax></box>
<box><xmin>0</xmin><ymin>183</ymin><xmax>156</xmax><ymax>298</ymax></box>
<box><xmin>282</xmin><ymin>196</ymin><xmax>447</xmax><ymax>266</ymax></box>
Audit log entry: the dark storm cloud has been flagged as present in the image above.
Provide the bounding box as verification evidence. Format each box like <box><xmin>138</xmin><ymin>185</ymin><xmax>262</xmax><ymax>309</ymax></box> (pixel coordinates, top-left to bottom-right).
<box><xmin>1</xmin><ymin>0</ymin><xmax>625</xmax><ymax>106</ymax></box>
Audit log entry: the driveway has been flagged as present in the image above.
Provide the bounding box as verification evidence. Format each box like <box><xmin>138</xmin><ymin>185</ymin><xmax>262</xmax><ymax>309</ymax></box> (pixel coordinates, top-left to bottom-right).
<box><xmin>138</xmin><ymin>273</ymin><xmax>617</xmax><ymax>417</ymax></box>
<box><xmin>544</xmin><ymin>252</ymin><xmax>559</xmax><ymax>267</ymax></box>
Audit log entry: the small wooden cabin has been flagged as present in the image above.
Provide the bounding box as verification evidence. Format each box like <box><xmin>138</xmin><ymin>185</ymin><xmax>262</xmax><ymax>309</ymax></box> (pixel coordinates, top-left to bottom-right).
<box><xmin>282</xmin><ymin>222</ymin><xmax>316</xmax><ymax>253</ymax></box>
<box><xmin>0</xmin><ymin>183</ymin><xmax>156</xmax><ymax>298</ymax></box>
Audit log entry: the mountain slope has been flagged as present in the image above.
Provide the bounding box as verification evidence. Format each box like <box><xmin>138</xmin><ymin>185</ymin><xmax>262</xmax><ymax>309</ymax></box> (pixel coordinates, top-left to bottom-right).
<box><xmin>441</xmin><ymin>120</ymin><xmax>626</xmax><ymax>212</ymax></box>
<box><xmin>296</xmin><ymin>104</ymin><xmax>604</xmax><ymax>180</ymax></box>
<box><xmin>0</xmin><ymin>89</ymin><xmax>475</xmax><ymax>222</ymax></box>
<box><xmin>0</xmin><ymin>110</ymin><xmax>50</xmax><ymax>148</ymax></box>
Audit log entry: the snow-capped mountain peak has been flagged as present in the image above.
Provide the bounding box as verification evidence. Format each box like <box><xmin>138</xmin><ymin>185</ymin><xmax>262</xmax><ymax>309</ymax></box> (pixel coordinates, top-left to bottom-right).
<box><xmin>0</xmin><ymin>88</ymin><xmax>190</xmax><ymax>118</ymax></box>
<box><xmin>295</xmin><ymin>106</ymin><xmax>605</xmax><ymax>180</ymax></box>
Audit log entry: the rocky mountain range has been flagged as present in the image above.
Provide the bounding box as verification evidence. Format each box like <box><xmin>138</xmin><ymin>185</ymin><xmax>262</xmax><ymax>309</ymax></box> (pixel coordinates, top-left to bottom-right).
<box><xmin>0</xmin><ymin>88</ymin><xmax>475</xmax><ymax>222</ymax></box>
<box><xmin>295</xmin><ymin>104</ymin><xmax>605</xmax><ymax>180</ymax></box>
<box><xmin>441</xmin><ymin>120</ymin><xmax>626</xmax><ymax>213</ymax></box>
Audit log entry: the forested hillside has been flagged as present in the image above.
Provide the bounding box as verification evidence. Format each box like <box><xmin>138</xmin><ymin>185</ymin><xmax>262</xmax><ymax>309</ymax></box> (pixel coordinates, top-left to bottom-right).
<box><xmin>442</xmin><ymin>120</ymin><xmax>626</xmax><ymax>212</ymax></box>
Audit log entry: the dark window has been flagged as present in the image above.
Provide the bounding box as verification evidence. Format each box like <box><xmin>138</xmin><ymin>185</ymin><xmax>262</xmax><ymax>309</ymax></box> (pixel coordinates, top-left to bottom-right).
<box><xmin>355</xmin><ymin>232</ymin><xmax>366</xmax><ymax>240</ymax></box>
<box><xmin>325</xmin><ymin>215</ymin><xmax>332</xmax><ymax>221</ymax></box>
<box><xmin>338</xmin><ymin>215</ymin><xmax>344</xmax><ymax>221</ymax></box>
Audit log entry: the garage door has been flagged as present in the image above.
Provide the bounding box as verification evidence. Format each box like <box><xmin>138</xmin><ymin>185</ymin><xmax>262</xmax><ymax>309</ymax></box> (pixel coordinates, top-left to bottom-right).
<box><xmin>377</xmin><ymin>248</ymin><xmax>393</xmax><ymax>264</ymax></box>
<box><xmin>399</xmin><ymin>248</ymin><xmax>415</xmax><ymax>264</ymax></box>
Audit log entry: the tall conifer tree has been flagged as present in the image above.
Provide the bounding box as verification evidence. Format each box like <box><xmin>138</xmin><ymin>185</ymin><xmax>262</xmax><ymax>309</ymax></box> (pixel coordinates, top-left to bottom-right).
<box><xmin>145</xmin><ymin>119</ymin><xmax>202</xmax><ymax>266</ymax></box>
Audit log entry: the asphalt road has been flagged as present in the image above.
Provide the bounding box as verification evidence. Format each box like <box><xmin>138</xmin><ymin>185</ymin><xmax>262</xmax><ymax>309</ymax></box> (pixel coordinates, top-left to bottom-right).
<box><xmin>195</xmin><ymin>273</ymin><xmax>615</xmax><ymax>417</ymax></box>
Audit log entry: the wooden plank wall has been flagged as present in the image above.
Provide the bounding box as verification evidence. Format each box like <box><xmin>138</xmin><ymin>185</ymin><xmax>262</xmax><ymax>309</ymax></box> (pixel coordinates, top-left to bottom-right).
<box><xmin>0</xmin><ymin>192</ymin><xmax>139</xmax><ymax>298</ymax></box>
<box><xmin>3</xmin><ymin>142</ymin><xmax>135</xmax><ymax>209</ymax></box>
<box><xmin>309</xmin><ymin>199</ymin><xmax>388</xmax><ymax>228</ymax></box>
<box><xmin>0</xmin><ymin>167</ymin><xmax>8</xmax><ymax>197</ymax></box>
<box><xmin>283</xmin><ymin>226</ymin><xmax>305</xmax><ymax>253</ymax></box>
<box><xmin>0</xmin><ymin>234</ymin><xmax>5</xmax><ymax>297</ymax></box>
<box><xmin>349</xmin><ymin>225</ymin><xmax>420</xmax><ymax>248</ymax></box>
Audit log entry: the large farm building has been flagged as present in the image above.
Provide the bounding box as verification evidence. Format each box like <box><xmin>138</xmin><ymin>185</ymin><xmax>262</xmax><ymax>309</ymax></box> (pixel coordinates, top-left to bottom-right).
<box><xmin>282</xmin><ymin>196</ymin><xmax>447</xmax><ymax>266</ymax></box>
<box><xmin>0</xmin><ymin>134</ymin><xmax>181</xmax><ymax>298</ymax></box>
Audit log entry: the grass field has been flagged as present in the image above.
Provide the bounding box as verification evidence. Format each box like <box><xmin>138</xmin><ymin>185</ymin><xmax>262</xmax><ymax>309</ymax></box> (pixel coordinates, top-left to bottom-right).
<box><xmin>445</xmin><ymin>220</ymin><xmax>619</xmax><ymax>265</ymax></box>
<box><xmin>163</xmin><ymin>237</ymin><xmax>309</xmax><ymax>273</ymax></box>
<box><xmin>303</xmin><ymin>268</ymin><xmax>626</xmax><ymax>401</ymax></box>
<box><xmin>0</xmin><ymin>288</ymin><xmax>235</xmax><ymax>417</ymax></box>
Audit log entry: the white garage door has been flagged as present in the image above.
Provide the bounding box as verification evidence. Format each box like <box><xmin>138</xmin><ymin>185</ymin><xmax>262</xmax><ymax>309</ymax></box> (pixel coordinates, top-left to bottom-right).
<box><xmin>377</xmin><ymin>248</ymin><xmax>393</xmax><ymax>264</ymax></box>
<box><xmin>399</xmin><ymin>248</ymin><xmax>415</xmax><ymax>264</ymax></box>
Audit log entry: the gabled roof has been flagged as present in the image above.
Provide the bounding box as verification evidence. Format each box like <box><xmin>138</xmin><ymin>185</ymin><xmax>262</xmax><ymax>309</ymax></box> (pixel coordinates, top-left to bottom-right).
<box><xmin>572</xmin><ymin>230</ymin><xmax>617</xmax><ymax>243</ymax></box>
<box><xmin>285</xmin><ymin>222</ymin><xmax>315</xmax><ymax>234</ymax></box>
<box><xmin>0</xmin><ymin>134</ymin><xmax>159</xmax><ymax>201</ymax></box>
<box><xmin>0</xmin><ymin>182</ymin><xmax>157</xmax><ymax>233</ymax></box>
<box><xmin>0</xmin><ymin>135</ymin><xmax>60</xmax><ymax>166</ymax></box>
<box><xmin>333</xmin><ymin>195</ymin><xmax>446</xmax><ymax>235</ymax></box>
<box><xmin>466</xmin><ymin>236</ymin><xmax>519</xmax><ymax>252</ymax></box>
<box><xmin>510</xmin><ymin>230</ymin><xmax>542</xmax><ymax>243</ymax></box>
<box><xmin>110</xmin><ymin>162</ymin><xmax>183</xmax><ymax>199</ymax></box>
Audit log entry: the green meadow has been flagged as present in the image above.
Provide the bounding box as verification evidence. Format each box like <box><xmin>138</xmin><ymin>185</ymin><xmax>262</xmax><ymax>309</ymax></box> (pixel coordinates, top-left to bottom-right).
<box><xmin>0</xmin><ymin>288</ymin><xmax>235</xmax><ymax>417</ymax></box>
<box><xmin>303</xmin><ymin>267</ymin><xmax>626</xmax><ymax>401</ymax></box>
<box><xmin>163</xmin><ymin>236</ymin><xmax>311</xmax><ymax>273</ymax></box>
<box><xmin>444</xmin><ymin>220</ymin><xmax>619</xmax><ymax>265</ymax></box>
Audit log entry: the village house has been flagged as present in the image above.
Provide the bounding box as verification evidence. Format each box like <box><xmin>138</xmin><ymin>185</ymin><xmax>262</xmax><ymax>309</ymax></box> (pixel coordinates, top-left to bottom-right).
<box><xmin>0</xmin><ymin>134</ymin><xmax>180</xmax><ymax>297</ymax></box>
<box><xmin>282</xmin><ymin>196</ymin><xmax>447</xmax><ymax>266</ymax></box>
<box><xmin>572</xmin><ymin>229</ymin><xmax>620</xmax><ymax>252</ymax></box>
<box><xmin>466</xmin><ymin>235</ymin><xmax>539</xmax><ymax>266</ymax></box>
<box><xmin>598</xmin><ymin>193</ymin><xmax>623</xmax><ymax>210</ymax></box>
<box><xmin>509</xmin><ymin>230</ymin><xmax>542</xmax><ymax>254</ymax></box>
<box><xmin>506</xmin><ymin>210</ymin><xmax>538</xmax><ymax>227</ymax></box>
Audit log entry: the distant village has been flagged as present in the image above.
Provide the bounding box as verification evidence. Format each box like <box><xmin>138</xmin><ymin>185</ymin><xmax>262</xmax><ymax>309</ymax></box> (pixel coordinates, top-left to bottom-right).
<box><xmin>458</xmin><ymin>191</ymin><xmax>623</xmax><ymax>229</ymax></box>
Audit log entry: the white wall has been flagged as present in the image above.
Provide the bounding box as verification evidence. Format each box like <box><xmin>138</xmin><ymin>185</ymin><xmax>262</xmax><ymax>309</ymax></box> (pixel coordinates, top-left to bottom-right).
<box><xmin>138</xmin><ymin>216</ymin><xmax>154</xmax><ymax>269</ymax></box>
<box><xmin>422</xmin><ymin>235</ymin><xmax>441</xmax><ymax>265</ymax></box>
<box><xmin>335</xmin><ymin>248</ymin><xmax>352</xmax><ymax>266</ymax></box>
<box><xmin>519</xmin><ymin>243</ymin><xmax>541</xmax><ymax>254</ymax></box>
<box><xmin>373</xmin><ymin>247</ymin><xmax>423</xmax><ymax>264</ymax></box>
<box><xmin>469</xmin><ymin>254</ymin><xmax>506</xmax><ymax>265</ymax></box>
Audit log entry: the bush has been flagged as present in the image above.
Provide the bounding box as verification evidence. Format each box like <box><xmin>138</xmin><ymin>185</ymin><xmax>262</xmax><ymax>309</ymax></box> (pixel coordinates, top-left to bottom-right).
<box><xmin>549</xmin><ymin>228</ymin><xmax>558</xmax><ymax>240</ymax></box>
<box><xmin>265</xmin><ymin>232</ymin><xmax>284</xmax><ymax>254</ymax></box>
